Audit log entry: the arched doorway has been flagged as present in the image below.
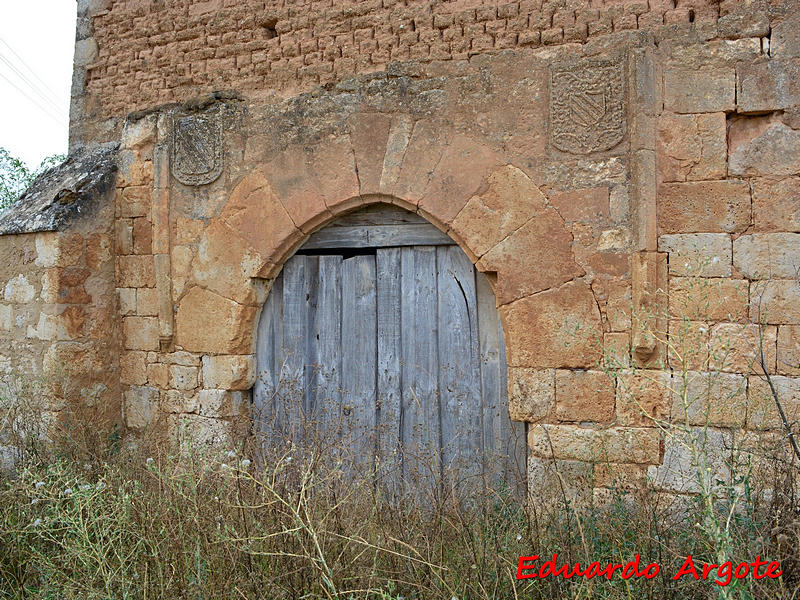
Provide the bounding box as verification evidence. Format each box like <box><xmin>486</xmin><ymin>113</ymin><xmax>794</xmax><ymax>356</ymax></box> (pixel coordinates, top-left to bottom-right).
<box><xmin>253</xmin><ymin>204</ymin><xmax>525</xmax><ymax>502</ymax></box>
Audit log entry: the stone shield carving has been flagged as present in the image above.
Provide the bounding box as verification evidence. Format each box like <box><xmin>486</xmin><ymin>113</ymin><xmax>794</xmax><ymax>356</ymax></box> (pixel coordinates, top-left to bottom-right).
<box><xmin>171</xmin><ymin>112</ymin><xmax>224</xmax><ymax>186</ymax></box>
<box><xmin>549</xmin><ymin>59</ymin><xmax>626</xmax><ymax>154</ymax></box>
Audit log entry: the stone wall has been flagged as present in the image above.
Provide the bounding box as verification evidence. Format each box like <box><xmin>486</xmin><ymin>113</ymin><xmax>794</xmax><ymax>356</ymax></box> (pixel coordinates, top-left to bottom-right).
<box><xmin>71</xmin><ymin>0</ymin><xmax>773</xmax><ymax>146</ymax></box>
<box><xmin>3</xmin><ymin>0</ymin><xmax>794</xmax><ymax>498</ymax></box>
<box><xmin>0</xmin><ymin>147</ymin><xmax>120</xmax><ymax>465</ymax></box>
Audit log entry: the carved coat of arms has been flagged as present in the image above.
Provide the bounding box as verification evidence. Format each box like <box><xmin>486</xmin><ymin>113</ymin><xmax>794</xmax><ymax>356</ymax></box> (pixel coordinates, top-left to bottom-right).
<box><xmin>549</xmin><ymin>60</ymin><xmax>626</xmax><ymax>154</ymax></box>
<box><xmin>171</xmin><ymin>112</ymin><xmax>224</xmax><ymax>186</ymax></box>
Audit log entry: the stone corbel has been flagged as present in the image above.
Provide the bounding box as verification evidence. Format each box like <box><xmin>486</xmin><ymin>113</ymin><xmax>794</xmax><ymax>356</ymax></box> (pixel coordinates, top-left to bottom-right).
<box><xmin>632</xmin><ymin>251</ymin><xmax>667</xmax><ymax>367</ymax></box>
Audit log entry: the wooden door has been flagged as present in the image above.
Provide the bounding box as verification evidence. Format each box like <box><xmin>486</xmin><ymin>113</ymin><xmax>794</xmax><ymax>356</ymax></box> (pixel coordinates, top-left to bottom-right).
<box><xmin>253</xmin><ymin>206</ymin><xmax>526</xmax><ymax>502</ymax></box>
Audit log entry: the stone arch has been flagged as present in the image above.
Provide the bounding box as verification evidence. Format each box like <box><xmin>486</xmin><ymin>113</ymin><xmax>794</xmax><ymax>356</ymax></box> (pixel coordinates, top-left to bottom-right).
<box><xmin>174</xmin><ymin>130</ymin><xmax>603</xmax><ymax>405</ymax></box>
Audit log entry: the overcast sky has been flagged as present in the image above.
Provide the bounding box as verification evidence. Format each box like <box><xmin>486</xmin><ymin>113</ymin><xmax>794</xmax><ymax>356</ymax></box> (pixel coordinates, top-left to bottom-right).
<box><xmin>0</xmin><ymin>2</ymin><xmax>76</xmax><ymax>169</ymax></box>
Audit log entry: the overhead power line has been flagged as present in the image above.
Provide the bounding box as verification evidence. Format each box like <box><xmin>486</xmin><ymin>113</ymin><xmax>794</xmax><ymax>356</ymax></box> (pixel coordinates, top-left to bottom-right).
<box><xmin>0</xmin><ymin>37</ymin><xmax>64</xmax><ymax>108</ymax></box>
<box><xmin>0</xmin><ymin>69</ymin><xmax>67</xmax><ymax>128</ymax></box>
<box><xmin>0</xmin><ymin>51</ymin><xmax>68</xmax><ymax>120</ymax></box>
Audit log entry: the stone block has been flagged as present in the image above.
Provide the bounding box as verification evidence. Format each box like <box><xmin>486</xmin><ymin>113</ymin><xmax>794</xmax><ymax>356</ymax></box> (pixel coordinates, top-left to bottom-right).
<box><xmin>86</xmin><ymin>233</ymin><xmax>112</xmax><ymax>269</ymax></box>
<box><xmin>26</xmin><ymin>313</ymin><xmax>58</xmax><ymax>341</ymax></box>
<box><xmin>507</xmin><ymin>368</ymin><xmax>554</xmax><ymax>421</ymax></box>
<box><xmin>119</xmin><ymin>186</ymin><xmax>150</xmax><ymax>218</ymax></box>
<box><xmin>259</xmin><ymin>147</ymin><xmax>331</xmax><ymax>232</ymax></box>
<box><xmin>74</xmin><ymin>38</ymin><xmax>98</xmax><ymax>66</ymax></box>
<box><xmin>123</xmin><ymin>316</ymin><xmax>160</xmax><ymax>351</ymax></box>
<box><xmin>671</xmin><ymin>371</ymin><xmax>747</xmax><ymax>427</ymax></box>
<box><xmin>117</xmin><ymin>255</ymin><xmax>156</xmax><ymax>288</ymax></box>
<box><xmin>631</xmin><ymin>149</ymin><xmax>657</xmax><ymax>251</ymax></box>
<box><xmin>192</xmin><ymin>219</ymin><xmax>265</xmax><ymax>306</ymax></box>
<box><xmin>162</xmin><ymin>389</ymin><xmax>196</xmax><ymax>413</ymax></box>
<box><xmin>709</xmin><ymin>323</ymin><xmax>777</xmax><ymax>374</ymax></box>
<box><xmin>751</xmin><ymin>280</ymin><xmax>800</xmax><ymax>324</ymax></box>
<box><xmin>657</xmin><ymin>113</ymin><xmax>726</xmax><ymax>182</ymax></box>
<box><xmin>176</xmin><ymin>287</ymin><xmax>257</xmax><ymax>354</ymax></box>
<box><xmin>201</xmin><ymin>354</ymin><xmax>256</xmax><ymax>390</ymax></box>
<box><xmin>631</xmin><ymin>252</ymin><xmax>667</xmax><ymax>367</ymax></box>
<box><xmin>477</xmin><ymin>204</ymin><xmax>583</xmax><ymax>305</ymax></box>
<box><xmin>669</xmin><ymin>277</ymin><xmax>748</xmax><ymax>321</ymax></box>
<box><xmin>603</xmin><ymin>332</ymin><xmax>630</xmax><ymax>368</ymax></box>
<box><xmin>172</xmin><ymin>246</ymin><xmax>193</xmax><ymax>276</ymax></box>
<box><xmin>748</xmin><ymin>375</ymin><xmax>800</xmax><ymax>430</ymax></box>
<box><xmin>120</xmin><ymin>351</ymin><xmax>147</xmax><ymax>385</ymax></box>
<box><xmin>34</xmin><ymin>233</ymin><xmax>60</xmax><ymax>267</ymax></box>
<box><xmin>176</xmin><ymin>217</ymin><xmax>204</xmax><ymax>245</ymax></box>
<box><xmin>347</xmin><ymin>112</ymin><xmax>392</xmax><ymax>195</ymax></box>
<box><xmin>132</xmin><ymin>218</ymin><xmax>152</xmax><ymax>255</ymax></box>
<box><xmin>668</xmin><ymin>319</ymin><xmax>709</xmax><ymax>371</ymax></box>
<box><xmin>733</xmin><ymin>233</ymin><xmax>800</xmax><ymax>280</ymax></box>
<box><xmin>58</xmin><ymin>233</ymin><xmax>84</xmax><ymax>267</ymax></box>
<box><xmin>56</xmin><ymin>267</ymin><xmax>91</xmax><ymax>304</ymax></box>
<box><xmin>451</xmin><ymin>165</ymin><xmax>548</xmax><ymax>258</ymax></box>
<box><xmin>771</xmin><ymin>12</ymin><xmax>800</xmax><ymax>58</ymax></box>
<box><xmin>118</xmin><ymin>288</ymin><xmax>136</xmax><ymax>315</ymax></box>
<box><xmin>115</xmin><ymin>219</ymin><xmax>134</xmax><ymax>255</ymax></box>
<box><xmin>136</xmin><ymin>287</ymin><xmax>160</xmax><ymax>316</ymax></box>
<box><xmin>303</xmin><ymin>135</ymin><xmax>361</xmax><ymax>219</ymax></box>
<box><xmin>220</xmin><ymin>172</ymin><xmax>302</xmax><ymax>264</ymax></box>
<box><xmin>664</xmin><ymin>68</ymin><xmax>735</xmax><ymax>113</ymax></box>
<box><xmin>418</xmin><ymin>134</ymin><xmax>503</xmax><ymax>226</ymax></box>
<box><xmin>658</xmin><ymin>233</ymin><xmax>731</xmax><ymax>277</ymax></box>
<box><xmin>527</xmin><ymin>457</ymin><xmax>594</xmax><ymax>510</ymax></box>
<box><xmin>124</xmin><ymin>386</ymin><xmax>158</xmax><ymax>430</ymax></box>
<box><xmin>594</xmin><ymin>462</ymin><xmax>648</xmax><ymax>490</ymax></box>
<box><xmin>147</xmin><ymin>362</ymin><xmax>169</xmax><ymax>388</ymax></box>
<box><xmin>166</xmin><ymin>351</ymin><xmax>201</xmax><ymax>366</ymax></box>
<box><xmin>649</xmin><ymin>427</ymin><xmax>731</xmax><ymax>494</ymax></box>
<box><xmin>605</xmin><ymin>283</ymin><xmax>631</xmax><ymax>331</ymax></box>
<box><xmin>528</xmin><ymin>424</ymin><xmax>660</xmax><ymax>464</ymax></box>
<box><xmin>778</xmin><ymin>325</ymin><xmax>800</xmax><ymax>376</ymax></box>
<box><xmin>616</xmin><ymin>370</ymin><xmax>671</xmax><ymax>426</ymax></box>
<box><xmin>0</xmin><ymin>304</ymin><xmax>11</xmax><ymax>331</ymax></box>
<box><xmin>737</xmin><ymin>59</ymin><xmax>800</xmax><ymax>113</ymax></box>
<box><xmin>4</xmin><ymin>275</ymin><xmax>35</xmax><ymax>304</ymax></box>
<box><xmin>717</xmin><ymin>5</ymin><xmax>769</xmax><ymax>38</ymax></box>
<box><xmin>729</xmin><ymin>117</ymin><xmax>800</xmax><ymax>177</ymax></box>
<box><xmin>43</xmin><ymin>341</ymin><xmax>104</xmax><ymax>381</ymax></box>
<box><xmin>168</xmin><ymin>413</ymin><xmax>232</xmax><ymax>450</ymax></box>
<box><xmin>40</xmin><ymin>270</ymin><xmax>59</xmax><ymax>304</ymax></box>
<box><xmin>170</xmin><ymin>365</ymin><xmax>198</xmax><ymax>391</ymax></box>
<box><xmin>752</xmin><ymin>177</ymin><xmax>800</xmax><ymax>232</ymax></box>
<box><xmin>121</xmin><ymin>117</ymin><xmax>156</xmax><ymax>150</ymax></box>
<box><xmin>555</xmin><ymin>369</ymin><xmax>615</xmax><ymax>423</ymax></box>
<box><xmin>657</xmin><ymin>181</ymin><xmax>750</xmax><ymax>234</ymax></box>
<box><xmin>547</xmin><ymin>186</ymin><xmax>610</xmax><ymax>227</ymax></box>
<box><xmin>500</xmin><ymin>281</ymin><xmax>603</xmax><ymax>369</ymax></box>
<box><xmin>196</xmin><ymin>389</ymin><xmax>245</xmax><ymax>417</ymax></box>
<box><xmin>390</xmin><ymin>119</ymin><xmax>448</xmax><ymax>203</ymax></box>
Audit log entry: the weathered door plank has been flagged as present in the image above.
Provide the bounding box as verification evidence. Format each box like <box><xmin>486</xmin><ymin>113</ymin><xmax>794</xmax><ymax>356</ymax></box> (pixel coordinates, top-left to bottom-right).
<box><xmin>341</xmin><ymin>255</ymin><xmax>378</xmax><ymax>470</ymax></box>
<box><xmin>281</xmin><ymin>255</ymin><xmax>312</xmax><ymax>439</ymax></box>
<box><xmin>400</xmin><ymin>246</ymin><xmax>441</xmax><ymax>498</ymax></box>
<box><xmin>376</xmin><ymin>248</ymin><xmax>403</xmax><ymax>488</ymax></box>
<box><xmin>300</xmin><ymin>223</ymin><xmax>454</xmax><ymax>251</ymax></box>
<box><xmin>437</xmin><ymin>245</ymin><xmax>483</xmax><ymax>496</ymax></box>
<box><xmin>312</xmin><ymin>255</ymin><xmax>343</xmax><ymax>441</ymax></box>
<box><xmin>254</xmin><ymin>273</ymin><xmax>282</xmax><ymax>435</ymax></box>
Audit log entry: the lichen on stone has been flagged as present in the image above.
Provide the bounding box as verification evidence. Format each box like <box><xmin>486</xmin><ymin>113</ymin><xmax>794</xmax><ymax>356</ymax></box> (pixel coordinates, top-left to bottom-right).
<box><xmin>0</xmin><ymin>142</ymin><xmax>118</xmax><ymax>235</ymax></box>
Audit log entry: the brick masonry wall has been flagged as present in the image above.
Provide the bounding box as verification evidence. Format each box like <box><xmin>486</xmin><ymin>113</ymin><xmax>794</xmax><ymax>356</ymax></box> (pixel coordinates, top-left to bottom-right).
<box><xmin>70</xmin><ymin>0</ymin><xmax>760</xmax><ymax>145</ymax></box>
